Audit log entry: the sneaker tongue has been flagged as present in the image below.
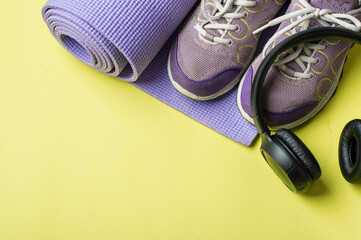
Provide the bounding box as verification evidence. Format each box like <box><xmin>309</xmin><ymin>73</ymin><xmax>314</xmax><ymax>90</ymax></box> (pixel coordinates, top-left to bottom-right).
<box><xmin>283</xmin><ymin>0</ymin><xmax>360</xmax><ymax>77</ymax></box>
<box><xmin>202</xmin><ymin>1</ymin><xmax>237</xmax><ymax>38</ymax></box>
<box><xmin>309</xmin><ymin>0</ymin><xmax>359</xmax><ymax>13</ymax></box>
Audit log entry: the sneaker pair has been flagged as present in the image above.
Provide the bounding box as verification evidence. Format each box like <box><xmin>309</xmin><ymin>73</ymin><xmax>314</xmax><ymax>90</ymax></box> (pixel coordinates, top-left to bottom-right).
<box><xmin>168</xmin><ymin>0</ymin><xmax>361</xmax><ymax>129</ymax></box>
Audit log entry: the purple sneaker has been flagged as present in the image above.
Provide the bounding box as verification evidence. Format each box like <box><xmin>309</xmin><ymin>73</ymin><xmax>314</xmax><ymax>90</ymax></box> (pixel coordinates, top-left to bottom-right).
<box><xmin>238</xmin><ymin>0</ymin><xmax>361</xmax><ymax>128</ymax></box>
<box><xmin>168</xmin><ymin>0</ymin><xmax>287</xmax><ymax>100</ymax></box>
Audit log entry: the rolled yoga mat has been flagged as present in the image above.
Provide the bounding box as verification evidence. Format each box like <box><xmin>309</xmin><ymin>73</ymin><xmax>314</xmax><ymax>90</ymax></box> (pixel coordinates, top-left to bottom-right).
<box><xmin>42</xmin><ymin>0</ymin><xmax>258</xmax><ymax>146</ymax></box>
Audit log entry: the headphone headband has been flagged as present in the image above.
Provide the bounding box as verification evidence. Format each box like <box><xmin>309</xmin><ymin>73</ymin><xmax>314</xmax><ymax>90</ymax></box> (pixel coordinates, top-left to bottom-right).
<box><xmin>252</xmin><ymin>27</ymin><xmax>361</xmax><ymax>135</ymax></box>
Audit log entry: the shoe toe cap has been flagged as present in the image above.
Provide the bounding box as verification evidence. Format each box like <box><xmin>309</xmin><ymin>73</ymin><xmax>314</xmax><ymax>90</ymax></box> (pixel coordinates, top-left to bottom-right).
<box><xmin>169</xmin><ymin>38</ymin><xmax>243</xmax><ymax>97</ymax></box>
<box><xmin>264</xmin><ymin>101</ymin><xmax>319</xmax><ymax>127</ymax></box>
<box><xmin>239</xmin><ymin>65</ymin><xmax>321</xmax><ymax>128</ymax></box>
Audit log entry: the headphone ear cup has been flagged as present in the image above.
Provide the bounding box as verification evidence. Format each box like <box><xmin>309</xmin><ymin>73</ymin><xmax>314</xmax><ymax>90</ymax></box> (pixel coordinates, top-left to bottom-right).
<box><xmin>275</xmin><ymin>129</ymin><xmax>321</xmax><ymax>181</ymax></box>
<box><xmin>339</xmin><ymin>119</ymin><xmax>361</xmax><ymax>183</ymax></box>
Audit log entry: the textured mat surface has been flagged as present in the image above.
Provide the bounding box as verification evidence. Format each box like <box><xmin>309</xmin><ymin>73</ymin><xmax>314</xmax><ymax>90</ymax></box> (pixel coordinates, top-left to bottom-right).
<box><xmin>42</xmin><ymin>0</ymin><xmax>258</xmax><ymax>146</ymax></box>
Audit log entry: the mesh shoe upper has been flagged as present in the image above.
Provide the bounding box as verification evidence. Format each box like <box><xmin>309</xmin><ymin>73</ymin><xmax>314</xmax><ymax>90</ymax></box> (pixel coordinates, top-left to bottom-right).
<box><xmin>238</xmin><ymin>0</ymin><xmax>361</xmax><ymax>128</ymax></box>
<box><xmin>168</xmin><ymin>0</ymin><xmax>287</xmax><ymax>99</ymax></box>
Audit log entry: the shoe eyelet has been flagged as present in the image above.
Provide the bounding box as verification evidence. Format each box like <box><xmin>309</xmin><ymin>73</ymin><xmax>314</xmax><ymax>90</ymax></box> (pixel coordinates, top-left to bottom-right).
<box><xmin>227</xmin><ymin>40</ymin><xmax>233</xmax><ymax>46</ymax></box>
<box><xmin>235</xmin><ymin>26</ymin><xmax>241</xmax><ymax>32</ymax></box>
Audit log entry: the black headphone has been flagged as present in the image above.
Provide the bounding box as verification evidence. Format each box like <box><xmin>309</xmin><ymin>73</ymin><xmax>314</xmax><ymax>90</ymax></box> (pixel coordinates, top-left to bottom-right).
<box><xmin>252</xmin><ymin>27</ymin><xmax>361</xmax><ymax>193</ymax></box>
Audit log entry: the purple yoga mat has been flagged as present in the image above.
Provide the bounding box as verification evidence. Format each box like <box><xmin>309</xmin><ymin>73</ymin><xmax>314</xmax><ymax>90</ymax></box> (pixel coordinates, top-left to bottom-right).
<box><xmin>42</xmin><ymin>0</ymin><xmax>258</xmax><ymax>146</ymax></box>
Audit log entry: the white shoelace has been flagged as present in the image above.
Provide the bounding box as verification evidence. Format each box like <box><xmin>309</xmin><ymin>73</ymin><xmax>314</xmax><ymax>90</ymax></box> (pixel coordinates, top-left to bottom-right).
<box><xmin>195</xmin><ymin>0</ymin><xmax>257</xmax><ymax>45</ymax></box>
<box><xmin>253</xmin><ymin>0</ymin><xmax>361</xmax><ymax>78</ymax></box>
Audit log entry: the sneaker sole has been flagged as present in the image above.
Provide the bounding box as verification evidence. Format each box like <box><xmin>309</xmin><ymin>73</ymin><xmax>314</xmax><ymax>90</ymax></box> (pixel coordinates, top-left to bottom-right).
<box><xmin>237</xmin><ymin>55</ymin><xmax>347</xmax><ymax>130</ymax></box>
<box><xmin>237</xmin><ymin>59</ymin><xmax>258</xmax><ymax>125</ymax></box>
<box><xmin>168</xmin><ymin>45</ymin><xmax>257</xmax><ymax>101</ymax></box>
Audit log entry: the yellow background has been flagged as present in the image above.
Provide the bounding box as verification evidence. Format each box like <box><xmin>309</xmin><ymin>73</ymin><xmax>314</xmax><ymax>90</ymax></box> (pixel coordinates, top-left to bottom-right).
<box><xmin>1</xmin><ymin>1</ymin><xmax>361</xmax><ymax>239</ymax></box>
